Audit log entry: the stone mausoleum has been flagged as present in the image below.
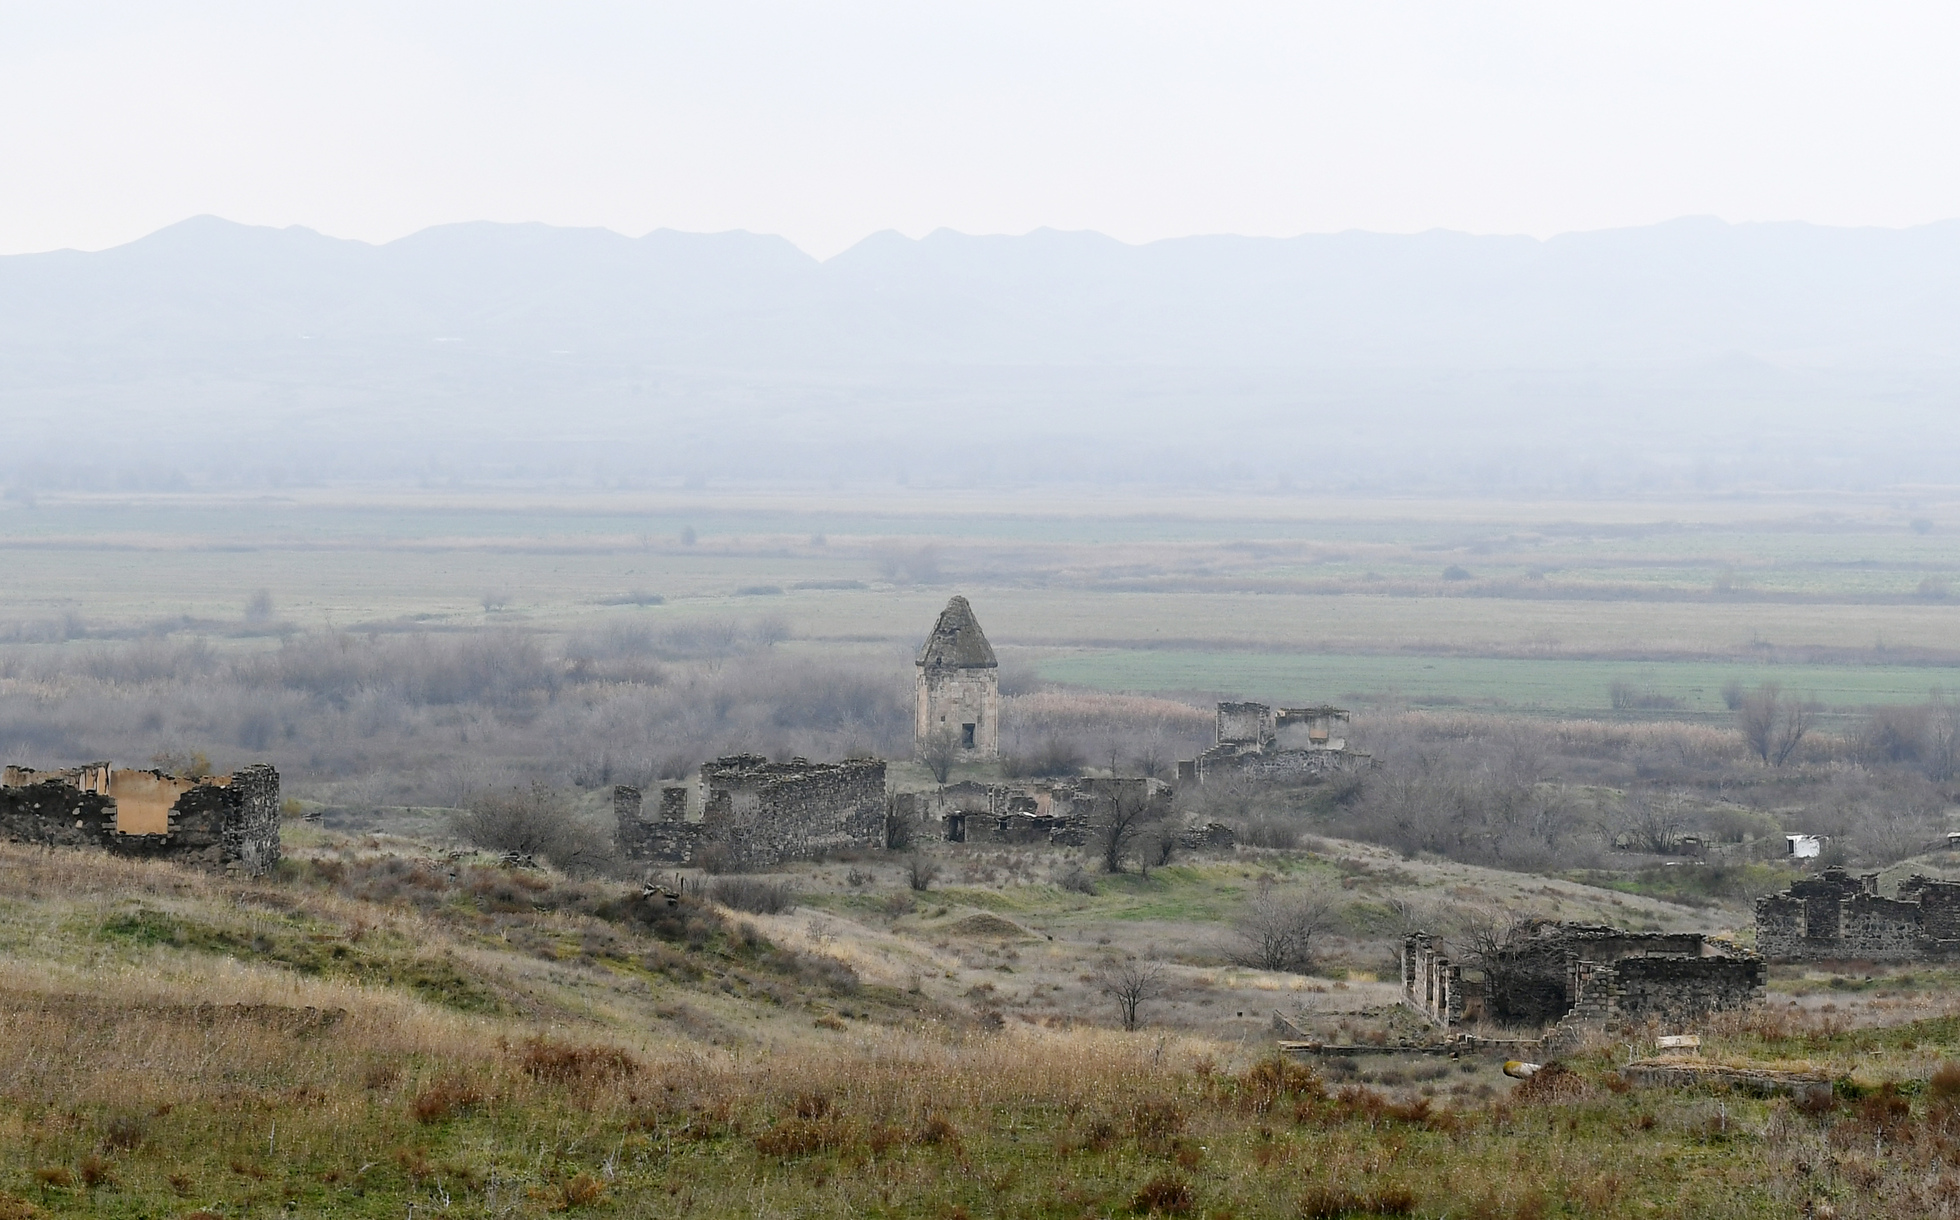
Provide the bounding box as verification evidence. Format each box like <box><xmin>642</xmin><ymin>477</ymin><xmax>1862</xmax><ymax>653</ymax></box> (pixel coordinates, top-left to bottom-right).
<box><xmin>915</xmin><ymin>595</ymin><xmax>999</xmax><ymax>760</ymax></box>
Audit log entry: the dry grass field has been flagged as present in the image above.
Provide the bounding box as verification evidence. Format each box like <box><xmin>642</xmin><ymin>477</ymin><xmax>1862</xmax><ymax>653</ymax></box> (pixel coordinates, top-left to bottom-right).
<box><xmin>2</xmin><ymin>829</ymin><xmax>1960</xmax><ymax>1218</ymax></box>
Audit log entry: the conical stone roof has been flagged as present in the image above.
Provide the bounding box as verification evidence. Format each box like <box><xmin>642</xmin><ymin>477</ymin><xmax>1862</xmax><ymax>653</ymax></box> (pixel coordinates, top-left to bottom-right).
<box><xmin>916</xmin><ymin>596</ymin><xmax>998</xmax><ymax>669</ymax></box>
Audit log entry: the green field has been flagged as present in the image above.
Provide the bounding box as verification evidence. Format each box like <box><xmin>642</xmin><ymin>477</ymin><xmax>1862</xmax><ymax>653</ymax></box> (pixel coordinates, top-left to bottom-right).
<box><xmin>7</xmin><ymin>486</ymin><xmax>1960</xmax><ymax>720</ymax></box>
<box><xmin>1037</xmin><ymin>648</ymin><xmax>1960</xmax><ymax>714</ymax></box>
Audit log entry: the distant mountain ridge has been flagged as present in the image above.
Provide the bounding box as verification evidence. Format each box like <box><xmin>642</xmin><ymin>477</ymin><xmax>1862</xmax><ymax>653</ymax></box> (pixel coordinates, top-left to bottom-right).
<box><xmin>2</xmin><ymin>215</ymin><xmax>1958</xmax><ymax>490</ymax></box>
<box><xmin>10</xmin><ymin>214</ymin><xmax>1960</xmax><ymax>368</ymax></box>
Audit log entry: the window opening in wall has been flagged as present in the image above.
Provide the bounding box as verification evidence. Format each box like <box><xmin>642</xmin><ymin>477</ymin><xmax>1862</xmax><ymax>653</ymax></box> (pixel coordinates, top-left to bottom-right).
<box><xmin>962</xmin><ymin>723</ymin><xmax>976</xmax><ymax>748</ymax></box>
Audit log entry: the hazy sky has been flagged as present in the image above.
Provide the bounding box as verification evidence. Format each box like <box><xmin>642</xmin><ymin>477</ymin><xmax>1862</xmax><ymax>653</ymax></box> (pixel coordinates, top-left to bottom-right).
<box><xmin>3</xmin><ymin>1</ymin><xmax>1958</xmax><ymax>258</ymax></box>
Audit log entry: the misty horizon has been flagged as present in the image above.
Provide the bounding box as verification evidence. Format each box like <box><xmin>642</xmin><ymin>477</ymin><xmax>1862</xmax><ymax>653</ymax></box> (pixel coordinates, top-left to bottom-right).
<box><xmin>3</xmin><ymin>211</ymin><xmax>1959</xmax><ymax>497</ymax></box>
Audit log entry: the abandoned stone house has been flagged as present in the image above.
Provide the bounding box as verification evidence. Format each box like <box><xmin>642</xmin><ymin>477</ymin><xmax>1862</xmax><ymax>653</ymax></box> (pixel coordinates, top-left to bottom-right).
<box><xmin>894</xmin><ymin>776</ymin><xmax>1194</xmax><ymax>847</ymax></box>
<box><xmin>614</xmin><ymin>754</ymin><xmax>887</xmax><ymax>871</ymax></box>
<box><xmin>1755</xmin><ymin>867</ymin><xmax>1960</xmax><ymax>961</ymax></box>
<box><xmin>1402</xmin><ymin>923</ymin><xmax>1764</xmax><ymax>1037</ymax></box>
<box><xmin>1178</xmin><ymin>701</ymin><xmax>1371</xmax><ymax>785</ymax></box>
<box><xmin>0</xmin><ymin>762</ymin><xmax>282</xmax><ymax>876</ymax></box>
<box><xmin>916</xmin><ymin>595</ymin><xmax>1000</xmax><ymax>760</ymax></box>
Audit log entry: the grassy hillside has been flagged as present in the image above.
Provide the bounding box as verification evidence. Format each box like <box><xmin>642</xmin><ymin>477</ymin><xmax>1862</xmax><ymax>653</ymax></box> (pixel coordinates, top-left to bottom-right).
<box><xmin>2</xmin><ymin>833</ymin><xmax>1957</xmax><ymax>1217</ymax></box>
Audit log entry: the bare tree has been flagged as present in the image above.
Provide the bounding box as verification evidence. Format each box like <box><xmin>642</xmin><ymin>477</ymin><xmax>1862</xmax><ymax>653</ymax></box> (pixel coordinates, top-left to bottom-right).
<box><xmin>1737</xmin><ymin>682</ymin><xmax>1815</xmax><ymax>767</ymax></box>
<box><xmin>1096</xmin><ymin>784</ymin><xmax>1153</xmax><ymax>874</ymax></box>
<box><xmin>884</xmin><ymin>796</ymin><xmax>917</xmax><ymax>850</ymax></box>
<box><xmin>1624</xmin><ymin>790</ymin><xmax>1689</xmax><ymax>854</ymax></box>
<box><xmin>1228</xmin><ymin>883</ymin><xmax>1338</xmax><ymax>973</ymax></box>
<box><xmin>919</xmin><ymin>728</ymin><xmax>961</xmax><ymax>784</ymax></box>
<box><xmin>1773</xmin><ymin>696</ymin><xmax>1816</xmax><ymax>767</ymax></box>
<box><xmin>1931</xmin><ymin>697</ymin><xmax>1960</xmax><ymax>783</ymax></box>
<box><xmin>1141</xmin><ymin>822</ymin><xmax>1179</xmax><ymax>875</ymax></box>
<box><xmin>1096</xmin><ymin>957</ymin><xmax>1166</xmax><ymax>1031</ymax></box>
<box><xmin>906</xmin><ymin>855</ymin><xmax>941</xmax><ymax>892</ymax></box>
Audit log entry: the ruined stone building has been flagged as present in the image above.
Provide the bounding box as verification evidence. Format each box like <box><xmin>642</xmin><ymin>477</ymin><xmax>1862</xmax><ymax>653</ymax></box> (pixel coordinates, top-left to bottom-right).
<box><xmin>916</xmin><ymin>596</ymin><xmax>999</xmax><ymax>759</ymax></box>
<box><xmin>1755</xmin><ymin>868</ymin><xmax>1960</xmax><ymax>961</ymax></box>
<box><xmin>1402</xmin><ymin>923</ymin><xmax>1763</xmax><ymax>1037</ymax></box>
<box><xmin>0</xmin><ymin>762</ymin><xmax>281</xmax><ymax>875</ymax></box>
<box><xmin>615</xmin><ymin>754</ymin><xmax>887</xmax><ymax>871</ymax></box>
<box><xmin>895</xmin><ymin>776</ymin><xmax>1201</xmax><ymax>848</ymax></box>
<box><xmin>1179</xmin><ymin>701</ymin><xmax>1370</xmax><ymax>785</ymax></box>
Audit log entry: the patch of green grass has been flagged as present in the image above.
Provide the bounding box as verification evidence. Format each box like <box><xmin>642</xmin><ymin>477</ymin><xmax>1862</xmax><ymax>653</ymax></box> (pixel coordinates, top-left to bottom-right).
<box><xmin>96</xmin><ymin>907</ymin><xmax>503</xmax><ymax>1013</ymax></box>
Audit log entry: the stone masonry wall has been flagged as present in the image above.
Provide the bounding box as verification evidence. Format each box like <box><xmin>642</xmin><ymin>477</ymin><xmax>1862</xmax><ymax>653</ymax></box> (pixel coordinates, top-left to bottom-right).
<box><xmin>699</xmin><ymin>756</ymin><xmax>887</xmax><ymax>871</ymax></box>
<box><xmin>0</xmin><ymin>779</ymin><xmax>116</xmax><ymax>847</ymax></box>
<box><xmin>614</xmin><ymin>784</ymin><xmax>709</xmax><ymax>866</ymax></box>
<box><xmin>1600</xmin><ymin>956</ymin><xmax>1766</xmax><ymax>1025</ymax></box>
<box><xmin>0</xmin><ymin>764</ymin><xmax>280</xmax><ymax>876</ymax></box>
<box><xmin>1755</xmin><ymin>869</ymin><xmax>1960</xmax><ymax>961</ymax></box>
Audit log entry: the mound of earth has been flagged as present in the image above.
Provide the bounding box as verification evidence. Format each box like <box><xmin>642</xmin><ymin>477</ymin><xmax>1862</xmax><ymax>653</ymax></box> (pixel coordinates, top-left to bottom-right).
<box><xmin>943</xmin><ymin>912</ymin><xmax>1031</xmax><ymax>938</ymax></box>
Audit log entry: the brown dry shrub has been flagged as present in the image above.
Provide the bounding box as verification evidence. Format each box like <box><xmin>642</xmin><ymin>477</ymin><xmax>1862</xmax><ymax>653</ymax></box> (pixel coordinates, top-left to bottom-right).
<box><xmin>0</xmin><ymin>1193</ymin><xmax>44</xmax><ymax>1220</ymax></box>
<box><xmin>30</xmin><ymin>1169</ymin><xmax>69</xmax><ymax>1190</ymax></box>
<box><xmin>1128</xmin><ymin>1099</ymin><xmax>1187</xmax><ymax>1140</ymax></box>
<box><xmin>516</xmin><ymin>1038</ymin><xmax>640</xmax><ymax>1086</ymax></box>
<box><xmin>916</xmin><ymin>1114</ymin><xmax>961</xmax><ymax>1147</ymax></box>
<box><xmin>409</xmin><ymin>1078</ymin><xmax>485</xmax><ymax>1124</ymax></box>
<box><xmin>1298</xmin><ymin>1183</ymin><xmax>1417</xmax><ymax>1218</ymax></box>
<box><xmin>100</xmin><ymin>1115</ymin><xmax>145</xmax><ymax>1151</ymax></box>
<box><xmin>1510</xmin><ymin>1063</ymin><xmax>1590</xmax><ymax>1104</ymax></box>
<box><xmin>556</xmin><ymin>1173</ymin><xmax>606</xmax><ymax>1210</ymax></box>
<box><xmin>1230</xmin><ymin>1058</ymin><xmax>1325</xmax><ymax>1113</ymax></box>
<box><xmin>1131</xmin><ymin>1172</ymin><xmax>1196</xmax><ymax>1214</ymax></box>
<box><xmin>754</xmin><ymin>1117</ymin><xmax>851</xmax><ymax>1158</ymax></box>
<box><xmin>1932</xmin><ymin>1062</ymin><xmax>1960</xmax><ymax>1104</ymax></box>
<box><xmin>76</xmin><ymin>1155</ymin><xmax>113</xmax><ymax>1189</ymax></box>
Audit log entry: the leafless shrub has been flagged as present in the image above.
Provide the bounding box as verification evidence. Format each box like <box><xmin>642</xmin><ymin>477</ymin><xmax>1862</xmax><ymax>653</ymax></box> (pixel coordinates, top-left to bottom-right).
<box><xmin>1096</xmin><ymin>957</ymin><xmax>1166</xmax><ymax>1031</ymax></box>
<box><xmin>1228</xmin><ymin>883</ymin><xmax>1338</xmax><ymax>973</ymax></box>
<box><xmin>919</xmin><ymin>728</ymin><xmax>961</xmax><ymax>783</ymax></box>
<box><xmin>705</xmin><ymin>877</ymin><xmax>796</xmax><ymax>915</ymax></box>
<box><xmin>454</xmin><ymin>783</ymin><xmax>609</xmax><ymax>875</ymax></box>
<box><xmin>905</xmin><ymin>856</ymin><xmax>941</xmax><ymax>892</ymax></box>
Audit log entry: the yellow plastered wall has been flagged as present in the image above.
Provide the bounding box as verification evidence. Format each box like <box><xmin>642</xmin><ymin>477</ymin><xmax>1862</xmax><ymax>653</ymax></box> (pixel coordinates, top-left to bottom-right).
<box><xmin>107</xmin><ymin>770</ymin><xmax>227</xmax><ymax>836</ymax></box>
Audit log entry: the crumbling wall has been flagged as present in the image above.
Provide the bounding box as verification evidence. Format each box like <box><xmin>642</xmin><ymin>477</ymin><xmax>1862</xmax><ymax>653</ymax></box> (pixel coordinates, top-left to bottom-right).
<box><xmin>1755</xmin><ymin>869</ymin><xmax>1960</xmax><ymax>961</ymax></box>
<box><xmin>0</xmin><ymin>778</ymin><xmax>116</xmax><ymax>847</ymax></box>
<box><xmin>614</xmin><ymin>784</ymin><xmax>709</xmax><ymax>866</ymax></box>
<box><xmin>1216</xmin><ymin>703</ymin><xmax>1274</xmax><ymax>746</ymax></box>
<box><xmin>1605</xmin><ymin>956</ymin><xmax>1765</xmax><ymax>1024</ymax></box>
<box><xmin>1401</xmin><ymin>933</ymin><xmax>1471</xmax><ymax>1028</ymax></box>
<box><xmin>700</xmin><ymin>755</ymin><xmax>887</xmax><ymax>871</ymax></box>
<box><xmin>1406</xmin><ymin>922</ymin><xmax>1763</xmax><ymax>1036</ymax></box>
<box><xmin>0</xmin><ymin>762</ymin><xmax>280</xmax><ymax>875</ymax></box>
<box><xmin>919</xmin><ymin>776</ymin><xmax>1185</xmax><ymax>850</ymax></box>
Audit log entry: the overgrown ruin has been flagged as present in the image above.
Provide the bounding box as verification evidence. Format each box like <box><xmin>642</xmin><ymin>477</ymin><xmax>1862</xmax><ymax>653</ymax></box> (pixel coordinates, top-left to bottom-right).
<box><xmin>1180</xmin><ymin>702</ymin><xmax>1371</xmax><ymax>784</ymax></box>
<box><xmin>0</xmin><ymin>762</ymin><xmax>281</xmax><ymax>875</ymax></box>
<box><xmin>1755</xmin><ymin>867</ymin><xmax>1960</xmax><ymax>961</ymax></box>
<box><xmin>1402</xmin><ymin>922</ymin><xmax>1763</xmax><ymax>1041</ymax></box>
<box><xmin>893</xmin><ymin>776</ymin><xmax>1216</xmax><ymax>848</ymax></box>
<box><xmin>615</xmin><ymin>754</ymin><xmax>888</xmax><ymax>871</ymax></box>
